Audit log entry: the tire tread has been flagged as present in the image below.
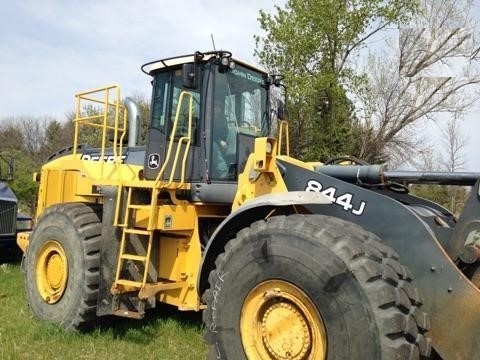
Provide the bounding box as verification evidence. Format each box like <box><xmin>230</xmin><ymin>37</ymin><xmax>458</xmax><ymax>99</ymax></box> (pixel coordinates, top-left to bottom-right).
<box><xmin>26</xmin><ymin>202</ymin><xmax>102</xmax><ymax>330</ymax></box>
<box><xmin>203</xmin><ymin>214</ymin><xmax>431</xmax><ymax>359</ymax></box>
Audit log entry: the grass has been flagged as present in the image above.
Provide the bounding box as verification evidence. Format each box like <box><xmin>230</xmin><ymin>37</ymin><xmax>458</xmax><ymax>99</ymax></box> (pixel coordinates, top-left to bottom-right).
<box><xmin>0</xmin><ymin>254</ymin><xmax>207</xmax><ymax>360</ymax></box>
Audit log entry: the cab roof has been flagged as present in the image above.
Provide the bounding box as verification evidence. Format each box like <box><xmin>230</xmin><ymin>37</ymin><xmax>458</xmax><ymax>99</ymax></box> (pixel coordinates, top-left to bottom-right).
<box><xmin>141</xmin><ymin>50</ymin><xmax>267</xmax><ymax>76</ymax></box>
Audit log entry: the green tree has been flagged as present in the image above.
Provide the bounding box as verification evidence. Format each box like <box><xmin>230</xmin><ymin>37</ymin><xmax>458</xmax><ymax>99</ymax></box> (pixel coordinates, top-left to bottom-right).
<box><xmin>64</xmin><ymin>93</ymin><xmax>150</xmax><ymax>149</ymax></box>
<box><xmin>0</xmin><ymin>117</ymin><xmax>45</xmax><ymax>213</ymax></box>
<box><xmin>35</xmin><ymin>119</ymin><xmax>73</xmax><ymax>163</ymax></box>
<box><xmin>255</xmin><ymin>0</ymin><xmax>417</xmax><ymax>161</ymax></box>
<box><xmin>8</xmin><ymin>151</ymin><xmax>38</xmax><ymax>214</ymax></box>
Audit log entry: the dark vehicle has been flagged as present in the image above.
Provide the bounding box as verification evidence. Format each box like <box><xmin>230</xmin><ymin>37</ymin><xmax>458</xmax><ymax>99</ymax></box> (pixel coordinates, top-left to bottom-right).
<box><xmin>0</xmin><ymin>156</ymin><xmax>32</xmax><ymax>258</ymax></box>
<box><xmin>0</xmin><ymin>182</ymin><xmax>18</xmax><ymax>249</ymax></box>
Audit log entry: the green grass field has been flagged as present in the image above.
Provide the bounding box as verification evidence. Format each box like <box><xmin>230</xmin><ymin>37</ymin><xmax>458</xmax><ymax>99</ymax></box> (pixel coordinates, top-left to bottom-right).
<box><xmin>0</xmin><ymin>255</ymin><xmax>207</xmax><ymax>360</ymax></box>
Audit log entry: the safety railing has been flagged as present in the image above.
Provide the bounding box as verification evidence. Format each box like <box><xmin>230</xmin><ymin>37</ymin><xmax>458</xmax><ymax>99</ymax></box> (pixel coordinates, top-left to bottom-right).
<box><xmin>154</xmin><ymin>90</ymin><xmax>194</xmax><ymax>188</ymax></box>
<box><xmin>277</xmin><ymin>120</ymin><xmax>290</xmax><ymax>156</ymax></box>
<box><xmin>73</xmin><ymin>84</ymin><xmax>127</xmax><ymax>177</ymax></box>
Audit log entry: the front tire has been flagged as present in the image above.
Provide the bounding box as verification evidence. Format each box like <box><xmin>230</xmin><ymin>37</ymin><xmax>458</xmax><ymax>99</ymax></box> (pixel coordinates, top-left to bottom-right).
<box><xmin>203</xmin><ymin>214</ymin><xmax>430</xmax><ymax>359</ymax></box>
<box><xmin>24</xmin><ymin>203</ymin><xmax>102</xmax><ymax>330</ymax></box>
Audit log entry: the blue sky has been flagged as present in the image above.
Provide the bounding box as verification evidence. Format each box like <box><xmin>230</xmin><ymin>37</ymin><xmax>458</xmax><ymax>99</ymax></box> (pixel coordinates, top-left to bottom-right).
<box><xmin>0</xmin><ymin>1</ymin><xmax>280</xmax><ymax>119</ymax></box>
<box><xmin>0</xmin><ymin>0</ymin><xmax>479</xmax><ymax>171</ymax></box>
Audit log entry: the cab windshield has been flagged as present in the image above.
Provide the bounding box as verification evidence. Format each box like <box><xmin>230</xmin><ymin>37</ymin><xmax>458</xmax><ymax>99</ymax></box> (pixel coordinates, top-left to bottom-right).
<box><xmin>213</xmin><ymin>64</ymin><xmax>269</xmax><ymax>138</ymax></box>
<box><xmin>210</xmin><ymin>63</ymin><xmax>269</xmax><ymax>180</ymax></box>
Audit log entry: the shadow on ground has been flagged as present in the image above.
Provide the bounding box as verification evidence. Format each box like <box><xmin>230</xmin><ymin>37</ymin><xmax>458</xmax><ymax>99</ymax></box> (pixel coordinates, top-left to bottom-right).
<box><xmin>0</xmin><ymin>245</ymin><xmax>22</xmax><ymax>264</ymax></box>
<box><xmin>94</xmin><ymin>302</ymin><xmax>204</xmax><ymax>343</ymax></box>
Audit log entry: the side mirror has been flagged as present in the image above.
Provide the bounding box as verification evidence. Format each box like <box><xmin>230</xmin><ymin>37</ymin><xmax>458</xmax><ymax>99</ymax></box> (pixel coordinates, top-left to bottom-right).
<box><xmin>183</xmin><ymin>63</ymin><xmax>197</xmax><ymax>89</ymax></box>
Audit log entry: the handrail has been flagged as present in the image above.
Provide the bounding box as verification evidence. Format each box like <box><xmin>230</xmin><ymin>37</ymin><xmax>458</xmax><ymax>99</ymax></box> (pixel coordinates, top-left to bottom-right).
<box><xmin>277</xmin><ymin>120</ymin><xmax>290</xmax><ymax>156</ymax></box>
<box><xmin>142</xmin><ymin>90</ymin><xmax>193</xmax><ymax>230</ymax></box>
<box><xmin>154</xmin><ymin>91</ymin><xmax>194</xmax><ymax>188</ymax></box>
<box><xmin>73</xmin><ymin>84</ymin><xmax>127</xmax><ymax>178</ymax></box>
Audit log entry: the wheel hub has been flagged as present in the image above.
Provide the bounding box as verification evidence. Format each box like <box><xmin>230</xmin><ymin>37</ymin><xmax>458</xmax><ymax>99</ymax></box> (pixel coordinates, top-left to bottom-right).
<box><xmin>240</xmin><ymin>280</ymin><xmax>327</xmax><ymax>360</ymax></box>
<box><xmin>262</xmin><ymin>302</ymin><xmax>311</xmax><ymax>359</ymax></box>
<box><xmin>46</xmin><ymin>253</ymin><xmax>65</xmax><ymax>289</ymax></box>
<box><xmin>36</xmin><ymin>240</ymin><xmax>68</xmax><ymax>304</ymax></box>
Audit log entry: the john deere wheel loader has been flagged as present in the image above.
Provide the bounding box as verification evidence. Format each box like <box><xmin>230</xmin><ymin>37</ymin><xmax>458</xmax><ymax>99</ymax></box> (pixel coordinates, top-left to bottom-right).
<box><xmin>17</xmin><ymin>50</ymin><xmax>480</xmax><ymax>359</ymax></box>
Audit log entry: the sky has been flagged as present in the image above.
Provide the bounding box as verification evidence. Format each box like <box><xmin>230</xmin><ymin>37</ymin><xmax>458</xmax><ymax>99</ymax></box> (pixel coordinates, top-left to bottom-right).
<box><xmin>0</xmin><ymin>1</ymin><xmax>280</xmax><ymax>118</ymax></box>
<box><xmin>0</xmin><ymin>0</ymin><xmax>479</xmax><ymax>171</ymax></box>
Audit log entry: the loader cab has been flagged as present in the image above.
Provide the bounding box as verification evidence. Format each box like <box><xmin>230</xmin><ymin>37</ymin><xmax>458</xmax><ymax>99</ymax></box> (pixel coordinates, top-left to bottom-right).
<box><xmin>142</xmin><ymin>51</ymin><xmax>270</xmax><ymax>202</ymax></box>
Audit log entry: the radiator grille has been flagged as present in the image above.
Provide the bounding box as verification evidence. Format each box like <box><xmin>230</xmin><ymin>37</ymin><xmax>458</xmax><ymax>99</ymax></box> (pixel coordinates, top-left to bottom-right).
<box><xmin>0</xmin><ymin>200</ymin><xmax>16</xmax><ymax>235</ymax></box>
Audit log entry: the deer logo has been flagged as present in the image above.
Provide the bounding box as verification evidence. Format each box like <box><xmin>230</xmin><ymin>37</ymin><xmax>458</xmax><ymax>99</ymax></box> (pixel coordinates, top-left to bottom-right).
<box><xmin>148</xmin><ymin>153</ymin><xmax>160</xmax><ymax>169</ymax></box>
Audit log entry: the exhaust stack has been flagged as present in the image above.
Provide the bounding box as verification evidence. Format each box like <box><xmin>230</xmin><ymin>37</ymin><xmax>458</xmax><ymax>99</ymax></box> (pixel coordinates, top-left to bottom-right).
<box><xmin>125</xmin><ymin>97</ymin><xmax>140</xmax><ymax>147</ymax></box>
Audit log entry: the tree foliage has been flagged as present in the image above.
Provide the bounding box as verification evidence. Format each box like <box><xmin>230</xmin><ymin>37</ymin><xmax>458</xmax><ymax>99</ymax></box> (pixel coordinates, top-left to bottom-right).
<box><xmin>255</xmin><ymin>0</ymin><xmax>479</xmax><ymax>168</ymax></box>
<box><xmin>0</xmin><ymin>116</ymin><xmax>72</xmax><ymax>212</ymax></box>
<box><xmin>255</xmin><ymin>0</ymin><xmax>418</xmax><ymax>161</ymax></box>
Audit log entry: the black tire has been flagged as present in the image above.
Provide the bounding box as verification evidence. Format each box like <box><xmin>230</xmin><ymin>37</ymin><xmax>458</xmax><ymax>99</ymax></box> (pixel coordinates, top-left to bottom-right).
<box><xmin>24</xmin><ymin>203</ymin><xmax>102</xmax><ymax>330</ymax></box>
<box><xmin>203</xmin><ymin>214</ymin><xmax>431</xmax><ymax>359</ymax></box>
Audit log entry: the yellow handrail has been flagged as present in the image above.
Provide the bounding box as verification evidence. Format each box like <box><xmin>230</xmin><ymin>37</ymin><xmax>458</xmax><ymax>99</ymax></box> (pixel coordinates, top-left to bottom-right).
<box><xmin>277</xmin><ymin>120</ymin><xmax>290</xmax><ymax>156</ymax></box>
<box><xmin>73</xmin><ymin>84</ymin><xmax>127</xmax><ymax>178</ymax></box>
<box><xmin>154</xmin><ymin>90</ymin><xmax>194</xmax><ymax>188</ymax></box>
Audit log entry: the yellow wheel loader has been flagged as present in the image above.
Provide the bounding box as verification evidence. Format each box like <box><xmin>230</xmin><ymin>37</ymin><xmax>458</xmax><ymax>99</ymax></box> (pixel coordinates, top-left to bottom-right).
<box><xmin>17</xmin><ymin>50</ymin><xmax>480</xmax><ymax>359</ymax></box>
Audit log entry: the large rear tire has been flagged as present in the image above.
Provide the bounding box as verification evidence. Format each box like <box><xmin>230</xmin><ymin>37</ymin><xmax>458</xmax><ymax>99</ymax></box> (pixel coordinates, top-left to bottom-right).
<box><xmin>24</xmin><ymin>203</ymin><xmax>102</xmax><ymax>330</ymax></box>
<box><xmin>203</xmin><ymin>214</ymin><xmax>431</xmax><ymax>359</ymax></box>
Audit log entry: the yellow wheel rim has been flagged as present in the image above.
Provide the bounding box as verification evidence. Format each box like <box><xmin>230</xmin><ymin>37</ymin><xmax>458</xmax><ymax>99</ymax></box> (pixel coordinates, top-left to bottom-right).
<box><xmin>240</xmin><ymin>280</ymin><xmax>327</xmax><ymax>360</ymax></box>
<box><xmin>35</xmin><ymin>240</ymin><xmax>68</xmax><ymax>304</ymax></box>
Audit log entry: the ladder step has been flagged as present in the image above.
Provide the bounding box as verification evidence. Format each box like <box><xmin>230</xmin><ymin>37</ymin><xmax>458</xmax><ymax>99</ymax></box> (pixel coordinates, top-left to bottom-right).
<box><xmin>120</xmin><ymin>254</ymin><xmax>147</xmax><ymax>262</ymax></box>
<box><xmin>113</xmin><ymin>185</ymin><xmax>156</xmax><ymax>298</ymax></box>
<box><xmin>127</xmin><ymin>204</ymin><xmax>150</xmax><ymax>210</ymax></box>
<box><xmin>113</xmin><ymin>309</ymin><xmax>144</xmax><ymax>319</ymax></box>
<box><xmin>138</xmin><ymin>281</ymin><xmax>187</xmax><ymax>299</ymax></box>
<box><xmin>115</xmin><ymin>279</ymin><xmax>143</xmax><ymax>288</ymax></box>
<box><xmin>124</xmin><ymin>228</ymin><xmax>151</xmax><ymax>235</ymax></box>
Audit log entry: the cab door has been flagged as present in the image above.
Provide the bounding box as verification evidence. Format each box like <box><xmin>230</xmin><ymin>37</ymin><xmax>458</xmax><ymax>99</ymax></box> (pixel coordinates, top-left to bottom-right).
<box><xmin>144</xmin><ymin>68</ymin><xmax>201</xmax><ymax>182</ymax></box>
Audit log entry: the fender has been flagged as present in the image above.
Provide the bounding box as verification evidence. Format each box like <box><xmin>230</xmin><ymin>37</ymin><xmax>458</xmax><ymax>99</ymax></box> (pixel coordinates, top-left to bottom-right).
<box><xmin>197</xmin><ymin>191</ymin><xmax>331</xmax><ymax>294</ymax></box>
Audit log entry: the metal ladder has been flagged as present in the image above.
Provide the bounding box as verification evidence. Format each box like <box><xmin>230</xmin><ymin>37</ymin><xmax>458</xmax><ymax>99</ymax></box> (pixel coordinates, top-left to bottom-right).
<box><xmin>113</xmin><ymin>185</ymin><xmax>158</xmax><ymax>286</ymax></box>
<box><xmin>110</xmin><ymin>184</ymin><xmax>161</xmax><ymax>318</ymax></box>
<box><xmin>111</xmin><ymin>90</ymin><xmax>194</xmax><ymax>317</ymax></box>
